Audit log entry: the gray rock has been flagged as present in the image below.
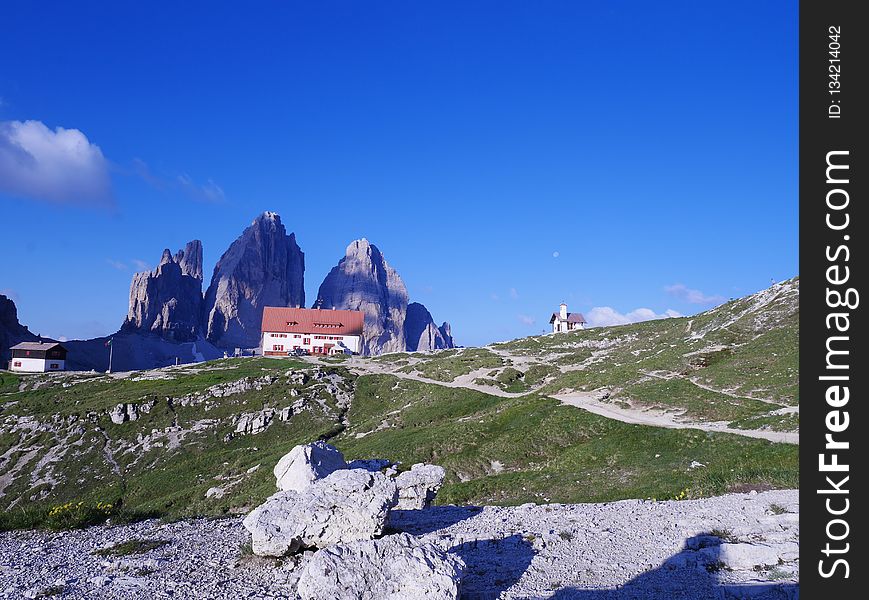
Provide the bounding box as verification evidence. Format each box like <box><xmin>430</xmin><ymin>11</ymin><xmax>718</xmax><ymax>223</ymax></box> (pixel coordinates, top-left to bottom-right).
<box><xmin>234</xmin><ymin>409</ymin><xmax>275</xmax><ymax>435</ymax></box>
<box><xmin>109</xmin><ymin>403</ymin><xmax>139</xmax><ymax>424</ymax></box>
<box><xmin>121</xmin><ymin>241</ymin><xmax>204</xmax><ymax>342</ymax></box>
<box><xmin>174</xmin><ymin>240</ymin><xmax>203</xmax><ymax>280</ymax></box>
<box><xmin>314</xmin><ymin>239</ymin><xmax>455</xmax><ymax>355</ymax></box>
<box><xmin>273</xmin><ymin>441</ymin><xmax>347</xmax><ymax>492</ymax></box>
<box><xmin>242</xmin><ymin>469</ymin><xmax>398</xmax><ymax>556</ymax></box>
<box><xmin>405</xmin><ymin>302</ymin><xmax>454</xmax><ymax>352</ymax></box>
<box><xmin>395</xmin><ymin>463</ymin><xmax>446</xmax><ymax>510</ymax></box>
<box><xmin>313</xmin><ymin>239</ymin><xmax>409</xmax><ymax>355</ymax></box>
<box><xmin>296</xmin><ymin>533</ymin><xmax>464</xmax><ymax>600</ymax></box>
<box><xmin>203</xmin><ymin>212</ymin><xmax>305</xmax><ymax>349</ymax></box>
<box><xmin>0</xmin><ymin>293</ymin><xmax>39</xmax><ymax>364</ymax></box>
<box><xmin>438</xmin><ymin>322</ymin><xmax>454</xmax><ymax>348</ymax></box>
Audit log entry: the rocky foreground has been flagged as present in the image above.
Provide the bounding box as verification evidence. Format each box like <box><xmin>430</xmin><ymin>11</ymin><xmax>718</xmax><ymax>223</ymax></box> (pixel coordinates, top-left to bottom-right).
<box><xmin>0</xmin><ymin>490</ymin><xmax>798</xmax><ymax>599</ymax></box>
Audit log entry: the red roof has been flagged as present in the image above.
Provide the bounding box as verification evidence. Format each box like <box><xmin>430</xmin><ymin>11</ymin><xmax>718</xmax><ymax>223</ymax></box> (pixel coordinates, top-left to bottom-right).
<box><xmin>549</xmin><ymin>312</ymin><xmax>587</xmax><ymax>324</ymax></box>
<box><xmin>261</xmin><ymin>307</ymin><xmax>364</xmax><ymax>336</ymax></box>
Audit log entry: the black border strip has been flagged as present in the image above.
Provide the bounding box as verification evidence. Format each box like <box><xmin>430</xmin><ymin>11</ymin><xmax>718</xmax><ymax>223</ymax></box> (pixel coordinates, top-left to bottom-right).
<box><xmin>800</xmin><ymin>0</ymin><xmax>866</xmax><ymax>596</ymax></box>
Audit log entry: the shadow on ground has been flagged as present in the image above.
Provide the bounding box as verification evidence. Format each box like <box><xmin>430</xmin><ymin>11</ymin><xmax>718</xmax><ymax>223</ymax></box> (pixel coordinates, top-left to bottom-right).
<box><xmin>452</xmin><ymin>534</ymin><xmax>535</xmax><ymax>599</ymax></box>
<box><xmin>388</xmin><ymin>505</ymin><xmax>485</xmax><ymax>535</ymax></box>
<box><xmin>389</xmin><ymin>507</ymin><xmax>799</xmax><ymax>600</ymax></box>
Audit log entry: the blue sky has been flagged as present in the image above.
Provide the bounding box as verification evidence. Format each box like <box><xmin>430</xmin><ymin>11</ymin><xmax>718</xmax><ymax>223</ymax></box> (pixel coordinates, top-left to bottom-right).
<box><xmin>0</xmin><ymin>1</ymin><xmax>797</xmax><ymax>346</ymax></box>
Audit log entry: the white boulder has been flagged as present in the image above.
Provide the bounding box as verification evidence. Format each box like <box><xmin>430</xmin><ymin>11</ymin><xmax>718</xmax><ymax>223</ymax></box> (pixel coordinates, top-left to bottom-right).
<box><xmin>243</xmin><ymin>469</ymin><xmax>398</xmax><ymax>556</ymax></box>
<box><xmin>395</xmin><ymin>463</ymin><xmax>446</xmax><ymax>510</ymax></box>
<box><xmin>296</xmin><ymin>533</ymin><xmax>464</xmax><ymax>600</ymax></box>
<box><xmin>273</xmin><ymin>441</ymin><xmax>347</xmax><ymax>492</ymax></box>
<box><xmin>109</xmin><ymin>403</ymin><xmax>139</xmax><ymax>425</ymax></box>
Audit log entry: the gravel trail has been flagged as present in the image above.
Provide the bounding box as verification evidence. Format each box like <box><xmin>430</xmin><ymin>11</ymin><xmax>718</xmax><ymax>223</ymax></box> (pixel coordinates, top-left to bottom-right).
<box><xmin>0</xmin><ymin>490</ymin><xmax>798</xmax><ymax>599</ymax></box>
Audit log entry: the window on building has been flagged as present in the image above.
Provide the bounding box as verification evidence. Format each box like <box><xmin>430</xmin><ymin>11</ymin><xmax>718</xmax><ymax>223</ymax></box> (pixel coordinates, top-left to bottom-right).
<box><xmin>274</xmin><ymin>345</ymin><xmax>284</xmax><ymax>351</ymax></box>
<box><xmin>50</xmin><ymin>363</ymin><xmax>59</xmax><ymax>369</ymax></box>
<box><xmin>13</xmin><ymin>361</ymin><xmax>21</xmax><ymax>367</ymax></box>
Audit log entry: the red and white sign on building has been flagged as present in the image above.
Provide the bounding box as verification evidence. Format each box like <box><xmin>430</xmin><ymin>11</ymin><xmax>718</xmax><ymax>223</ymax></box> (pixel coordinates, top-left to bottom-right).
<box><xmin>260</xmin><ymin>307</ymin><xmax>364</xmax><ymax>356</ymax></box>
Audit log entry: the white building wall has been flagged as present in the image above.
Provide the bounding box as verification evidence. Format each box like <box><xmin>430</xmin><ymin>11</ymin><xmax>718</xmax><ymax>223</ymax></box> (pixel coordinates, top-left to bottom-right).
<box><xmin>262</xmin><ymin>331</ymin><xmax>361</xmax><ymax>355</ymax></box>
<box><xmin>10</xmin><ymin>358</ymin><xmax>65</xmax><ymax>372</ymax></box>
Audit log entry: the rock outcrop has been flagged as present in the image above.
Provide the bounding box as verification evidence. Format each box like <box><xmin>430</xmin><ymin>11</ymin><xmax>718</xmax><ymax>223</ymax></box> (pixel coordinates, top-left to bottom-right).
<box><xmin>297</xmin><ymin>533</ymin><xmax>465</xmax><ymax>600</ymax></box>
<box><xmin>109</xmin><ymin>403</ymin><xmax>140</xmax><ymax>424</ymax></box>
<box><xmin>273</xmin><ymin>441</ymin><xmax>347</xmax><ymax>492</ymax></box>
<box><xmin>0</xmin><ymin>294</ymin><xmax>38</xmax><ymax>363</ymax></box>
<box><xmin>404</xmin><ymin>302</ymin><xmax>452</xmax><ymax>352</ymax></box>
<box><xmin>315</xmin><ymin>239</ymin><xmax>455</xmax><ymax>355</ymax></box>
<box><xmin>395</xmin><ymin>463</ymin><xmax>446</xmax><ymax>510</ymax></box>
<box><xmin>243</xmin><ymin>469</ymin><xmax>398</xmax><ymax>556</ymax></box>
<box><xmin>438</xmin><ymin>322</ymin><xmax>454</xmax><ymax>348</ymax></box>
<box><xmin>234</xmin><ymin>409</ymin><xmax>275</xmax><ymax>435</ymax></box>
<box><xmin>174</xmin><ymin>240</ymin><xmax>203</xmax><ymax>280</ymax></box>
<box><xmin>203</xmin><ymin>212</ymin><xmax>305</xmax><ymax>349</ymax></box>
<box><xmin>121</xmin><ymin>242</ymin><xmax>204</xmax><ymax>342</ymax></box>
<box><xmin>314</xmin><ymin>239</ymin><xmax>408</xmax><ymax>355</ymax></box>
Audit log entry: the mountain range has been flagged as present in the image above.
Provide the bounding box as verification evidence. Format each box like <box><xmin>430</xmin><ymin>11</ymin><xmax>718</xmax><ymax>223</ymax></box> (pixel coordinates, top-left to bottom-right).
<box><xmin>0</xmin><ymin>212</ymin><xmax>454</xmax><ymax>370</ymax></box>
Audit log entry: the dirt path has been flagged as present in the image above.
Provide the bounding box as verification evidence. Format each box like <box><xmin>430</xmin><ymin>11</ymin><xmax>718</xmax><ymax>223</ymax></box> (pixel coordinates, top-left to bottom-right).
<box><xmin>314</xmin><ymin>357</ymin><xmax>798</xmax><ymax>445</ymax></box>
<box><xmin>639</xmin><ymin>370</ymin><xmax>787</xmax><ymax>408</ymax></box>
<box><xmin>554</xmin><ymin>389</ymin><xmax>799</xmax><ymax>445</ymax></box>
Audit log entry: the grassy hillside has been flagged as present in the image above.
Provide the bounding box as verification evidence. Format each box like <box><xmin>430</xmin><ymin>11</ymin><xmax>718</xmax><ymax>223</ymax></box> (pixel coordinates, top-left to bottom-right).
<box><xmin>0</xmin><ymin>359</ymin><xmax>351</xmax><ymax>528</ymax></box>
<box><xmin>401</xmin><ymin>278</ymin><xmax>799</xmax><ymax>432</ymax></box>
<box><xmin>0</xmin><ymin>279</ymin><xmax>799</xmax><ymax>530</ymax></box>
<box><xmin>336</xmin><ymin>375</ymin><xmax>797</xmax><ymax>506</ymax></box>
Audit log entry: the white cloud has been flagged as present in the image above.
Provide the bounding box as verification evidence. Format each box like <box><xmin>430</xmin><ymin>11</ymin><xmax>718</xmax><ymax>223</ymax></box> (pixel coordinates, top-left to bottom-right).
<box><xmin>490</xmin><ymin>293</ymin><xmax>500</xmax><ymax>302</ymax></box>
<box><xmin>586</xmin><ymin>306</ymin><xmax>682</xmax><ymax>328</ymax></box>
<box><xmin>133</xmin><ymin>159</ymin><xmax>226</xmax><ymax>203</ymax></box>
<box><xmin>665</xmin><ymin>284</ymin><xmax>725</xmax><ymax>305</ymax></box>
<box><xmin>0</xmin><ymin>120</ymin><xmax>113</xmax><ymax>207</ymax></box>
<box><xmin>58</xmin><ymin>336</ymin><xmax>68</xmax><ymax>342</ymax></box>
<box><xmin>518</xmin><ymin>314</ymin><xmax>537</xmax><ymax>326</ymax></box>
<box><xmin>106</xmin><ymin>259</ymin><xmax>127</xmax><ymax>270</ymax></box>
<box><xmin>131</xmin><ymin>259</ymin><xmax>151</xmax><ymax>272</ymax></box>
<box><xmin>509</xmin><ymin>288</ymin><xmax>519</xmax><ymax>300</ymax></box>
<box><xmin>552</xmin><ymin>251</ymin><xmax>560</xmax><ymax>258</ymax></box>
<box><xmin>177</xmin><ymin>173</ymin><xmax>226</xmax><ymax>203</ymax></box>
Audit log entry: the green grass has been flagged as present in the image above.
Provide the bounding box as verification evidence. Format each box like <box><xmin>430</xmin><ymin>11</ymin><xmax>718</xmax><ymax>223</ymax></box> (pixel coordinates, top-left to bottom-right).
<box><xmin>0</xmin><ymin>371</ymin><xmax>20</xmax><ymax>394</ymax></box>
<box><xmin>398</xmin><ymin>348</ymin><xmax>504</xmax><ymax>382</ymax></box>
<box><xmin>619</xmin><ymin>378</ymin><xmax>774</xmax><ymax>423</ymax></box>
<box><xmin>0</xmin><ymin>279</ymin><xmax>800</xmax><ymax>529</ymax></box>
<box><xmin>335</xmin><ymin>375</ymin><xmax>798</xmax><ymax>506</ymax></box>
<box><xmin>93</xmin><ymin>538</ymin><xmax>170</xmax><ymax>557</ymax></box>
<box><xmin>0</xmin><ymin>357</ymin><xmax>351</xmax><ymax>530</ymax></box>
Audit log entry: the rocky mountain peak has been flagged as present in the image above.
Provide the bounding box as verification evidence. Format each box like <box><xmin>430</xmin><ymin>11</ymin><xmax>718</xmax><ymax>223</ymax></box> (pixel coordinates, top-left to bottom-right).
<box><xmin>1</xmin><ymin>294</ymin><xmax>38</xmax><ymax>363</ymax></box>
<box><xmin>438</xmin><ymin>322</ymin><xmax>454</xmax><ymax>348</ymax></box>
<box><xmin>173</xmin><ymin>240</ymin><xmax>203</xmax><ymax>280</ymax></box>
<box><xmin>121</xmin><ymin>241</ymin><xmax>204</xmax><ymax>342</ymax></box>
<box><xmin>315</xmin><ymin>239</ymin><xmax>454</xmax><ymax>355</ymax></box>
<box><xmin>315</xmin><ymin>239</ymin><xmax>409</xmax><ymax>355</ymax></box>
<box><xmin>202</xmin><ymin>212</ymin><xmax>305</xmax><ymax>349</ymax></box>
<box><xmin>404</xmin><ymin>303</ymin><xmax>452</xmax><ymax>352</ymax></box>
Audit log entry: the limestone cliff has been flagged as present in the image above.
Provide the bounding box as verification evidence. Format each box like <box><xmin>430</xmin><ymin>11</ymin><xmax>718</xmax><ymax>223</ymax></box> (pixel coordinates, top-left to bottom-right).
<box><xmin>121</xmin><ymin>241</ymin><xmax>204</xmax><ymax>342</ymax></box>
<box><xmin>203</xmin><ymin>212</ymin><xmax>305</xmax><ymax>349</ymax></box>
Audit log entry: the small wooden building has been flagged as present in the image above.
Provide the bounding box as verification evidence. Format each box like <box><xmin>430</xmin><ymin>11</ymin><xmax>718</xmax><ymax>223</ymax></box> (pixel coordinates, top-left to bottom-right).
<box><xmin>9</xmin><ymin>341</ymin><xmax>68</xmax><ymax>372</ymax></box>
